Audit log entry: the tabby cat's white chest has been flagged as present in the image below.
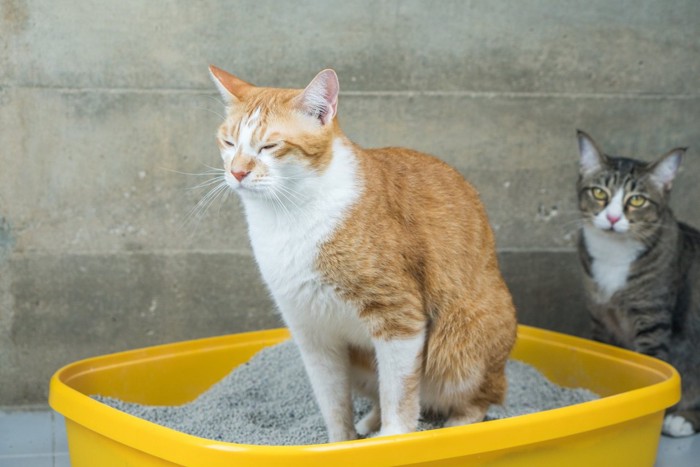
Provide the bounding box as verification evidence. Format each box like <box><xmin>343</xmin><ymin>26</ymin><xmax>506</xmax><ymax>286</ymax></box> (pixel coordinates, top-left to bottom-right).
<box><xmin>583</xmin><ymin>226</ymin><xmax>645</xmax><ymax>302</ymax></box>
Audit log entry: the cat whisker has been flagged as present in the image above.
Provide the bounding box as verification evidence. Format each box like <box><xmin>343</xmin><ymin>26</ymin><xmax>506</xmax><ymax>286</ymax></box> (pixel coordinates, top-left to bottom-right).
<box><xmin>257</xmin><ymin>182</ymin><xmax>315</xmax><ymax>226</ymax></box>
<box><xmin>205</xmin><ymin>94</ymin><xmax>226</xmax><ymax>109</ymax></box>
<box><xmin>556</xmin><ymin>218</ymin><xmax>587</xmax><ymax>237</ymax></box>
<box><xmin>159</xmin><ymin>166</ymin><xmax>225</xmax><ymax>177</ymax></box>
<box><xmin>156</xmin><ymin>161</ymin><xmax>230</xmax><ymax>236</ymax></box>
<box><xmin>266</xmin><ymin>187</ymin><xmax>292</xmax><ymax>220</ymax></box>
<box><xmin>259</xmin><ymin>185</ymin><xmax>283</xmax><ymax>219</ymax></box>
<box><xmin>192</xmin><ymin>102</ymin><xmax>227</xmax><ymax>121</ymax></box>
<box><xmin>182</xmin><ymin>180</ymin><xmax>230</xmax><ymax>232</ymax></box>
<box><xmin>264</xmin><ymin>190</ymin><xmax>283</xmax><ymax>219</ymax></box>
<box><xmin>162</xmin><ymin>163</ymin><xmax>229</xmax><ymax>199</ymax></box>
<box><xmin>212</xmin><ymin>185</ymin><xmax>233</xmax><ymax>219</ymax></box>
<box><xmin>201</xmin><ymin>183</ymin><xmax>231</xmax><ymax>216</ymax></box>
<box><xmin>274</xmin><ymin>188</ymin><xmax>304</xmax><ymax>215</ymax></box>
<box><xmin>187</xmin><ymin>175</ymin><xmax>227</xmax><ymax>191</ymax></box>
<box><xmin>275</xmin><ymin>175</ymin><xmax>311</xmax><ymax>181</ymax></box>
<box><xmin>274</xmin><ymin>184</ymin><xmax>307</xmax><ymax>205</ymax></box>
<box><xmin>201</xmin><ymin>164</ymin><xmax>226</xmax><ymax>173</ymax></box>
<box><xmin>558</xmin><ymin>218</ymin><xmax>586</xmax><ymax>228</ymax></box>
<box><xmin>189</xmin><ymin>182</ymin><xmax>227</xmax><ymax>217</ymax></box>
<box><xmin>274</xmin><ymin>185</ymin><xmax>318</xmax><ymax>226</ymax></box>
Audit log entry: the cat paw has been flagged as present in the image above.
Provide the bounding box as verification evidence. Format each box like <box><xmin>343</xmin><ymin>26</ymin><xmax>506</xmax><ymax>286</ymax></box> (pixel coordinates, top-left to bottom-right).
<box><xmin>372</xmin><ymin>425</ymin><xmax>409</xmax><ymax>438</ymax></box>
<box><xmin>663</xmin><ymin>414</ymin><xmax>695</xmax><ymax>438</ymax></box>
<box><xmin>326</xmin><ymin>430</ymin><xmax>358</xmax><ymax>443</ymax></box>
<box><xmin>356</xmin><ymin>408</ymin><xmax>381</xmax><ymax>436</ymax></box>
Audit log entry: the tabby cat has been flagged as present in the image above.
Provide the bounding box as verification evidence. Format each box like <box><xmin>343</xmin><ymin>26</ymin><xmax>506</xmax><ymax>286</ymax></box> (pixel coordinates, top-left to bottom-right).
<box><xmin>209</xmin><ymin>65</ymin><xmax>517</xmax><ymax>441</ymax></box>
<box><xmin>576</xmin><ymin>130</ymin><xmax>700</xmax><ymax>437</ymax></box>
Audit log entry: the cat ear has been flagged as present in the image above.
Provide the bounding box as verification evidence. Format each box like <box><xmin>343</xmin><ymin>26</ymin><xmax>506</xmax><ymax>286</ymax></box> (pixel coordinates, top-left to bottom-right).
<box><xmin>295</xmin><ymin>69</ymin><xmax>339</xmax><ymax>125</ymax></box>
<box><xmin>209</xmin><ymin>65</ymin><xmax>252</xmax><ymax>106</ymax></box>
<box><xmin>649</xmin><ymin>147</ymin><xmax>686</xmax><ymax>190</ymax></box>
<box><xmin>577</xmin><ymin>130</ymin><xmax>606</xmax><ymax>176</ymax></box>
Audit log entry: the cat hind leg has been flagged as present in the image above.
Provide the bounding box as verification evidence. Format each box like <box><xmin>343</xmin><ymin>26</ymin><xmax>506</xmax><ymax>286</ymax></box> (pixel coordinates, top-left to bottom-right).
<box><xmin>441</xmin><ymin>364</ymin><xmax>506</xmax><ymax>429</ymax></box>
<box><xmin>444</xmin><ymin>402</ymin><xmax>489</xmax><ymax>428</ymax></box>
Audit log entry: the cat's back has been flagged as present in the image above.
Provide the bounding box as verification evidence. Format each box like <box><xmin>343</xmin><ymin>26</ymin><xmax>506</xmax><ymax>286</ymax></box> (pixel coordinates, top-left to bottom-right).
<box><xmin>356</xmin><ymin>146</ymin><xmax>490</xmax><ymax>236</ymax></box>
<box><xmin>361</xmin><ymin>146</ymin><xmax>480</xmax><ymax>200</ymax></box>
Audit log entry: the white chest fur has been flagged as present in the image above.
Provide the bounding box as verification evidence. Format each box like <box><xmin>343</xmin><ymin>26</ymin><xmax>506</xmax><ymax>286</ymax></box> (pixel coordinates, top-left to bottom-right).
<box><xmin>583</xmin><ymin>225</ymin><xmax>645</xmax><ymax>302</ymax></box>
<box><xmin>239</xmin><ymin>139</ymin><xmax>369</xmax><ymax>345</ymax></box>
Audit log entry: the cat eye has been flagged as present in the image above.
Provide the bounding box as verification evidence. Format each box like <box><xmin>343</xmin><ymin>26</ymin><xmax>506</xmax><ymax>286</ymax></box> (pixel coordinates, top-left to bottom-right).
<box><xmin>627</xmin><ymin>195</ymin><xmax>647</xmax><ymax>208</ymax></box>
<box><xmin>590</xmin><ymin>187</ymin><xmax>608</xmax><ymax>202</ymax></box>
<box><xmin>223</xmin><ymin>140</ymin><xmax>235</xmax><ymax>147</ymax></box>
<box><xmin>259</xmin><ymin>143</ymin><xmax>280</xmax><ymax>153</ymax></box>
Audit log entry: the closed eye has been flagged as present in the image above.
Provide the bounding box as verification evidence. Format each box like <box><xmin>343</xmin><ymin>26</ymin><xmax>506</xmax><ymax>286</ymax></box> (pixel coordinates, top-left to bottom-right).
<box><xmin>223</xmin><ymin>140</ymin><xmax>235</xmax><ymax>147</ymax></box>
<box><xmin>259</xmin><ymin>142</ymin><xmax>280</xmax><ymax>153</ymax></box>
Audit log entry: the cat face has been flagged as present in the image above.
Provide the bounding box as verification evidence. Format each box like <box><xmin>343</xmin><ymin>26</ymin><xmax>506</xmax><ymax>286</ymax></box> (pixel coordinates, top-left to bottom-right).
<box><xmin>209</xmin><ymin>66</ymin><xmax>339</xmax><ymax>198</ymax></box>
<box><xmin>576</xmin><ymin>130</ymin><xmax>685</xmax><ymax>239</ymax></box>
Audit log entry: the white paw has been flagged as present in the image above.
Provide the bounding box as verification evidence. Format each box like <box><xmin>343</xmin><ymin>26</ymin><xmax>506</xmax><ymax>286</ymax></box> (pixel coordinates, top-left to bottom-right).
<box><xmin>373</xmin><ymin>425</ymin><xmax>409</xmax><ymax>438</ymax></box>
<box><xmin>663</xmin><ymin>414</ymin><xmax>695</xmax><ymax>438</ymax></box>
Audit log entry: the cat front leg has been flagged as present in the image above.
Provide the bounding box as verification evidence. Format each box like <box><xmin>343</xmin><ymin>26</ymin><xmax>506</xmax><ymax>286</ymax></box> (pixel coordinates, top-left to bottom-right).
<box><xmin>663</xmin><ymin>410</ymin><xmax>700</xmax><ymax>437</ymax></box>
<box><xmin>590</xmin><ymin>314</ymin><xmax>615</xmax><ymax>344</ymax></box>
<box><xmin>372</xmin><ymin>328</ymin><xmax>425</xmax><ymax>437</ymax></box>
<box><xmin>293</xmin><ymin>333</ymin><xmax>357</xmax><ymax>442</ymax></box>
<box><xmin>630</xmin><ymin>309</ymin><xmax>672</xmax><ymax>361</ymax></box>
<box><xmin>349</xmin><ymin>348</ymin><xmax>381</xmax><ymax>436</ymax></box>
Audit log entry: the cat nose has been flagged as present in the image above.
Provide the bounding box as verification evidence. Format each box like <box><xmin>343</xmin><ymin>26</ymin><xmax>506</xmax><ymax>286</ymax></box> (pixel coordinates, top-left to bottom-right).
<box><xmin>606</xmin><ymin>213</ymin><xmax>621</xmax><ymax>225</ymax></box>
<box><xmin>232</xmin><ymin>170</ymin><xmax>251</xmax><ymax>182</ymax></box>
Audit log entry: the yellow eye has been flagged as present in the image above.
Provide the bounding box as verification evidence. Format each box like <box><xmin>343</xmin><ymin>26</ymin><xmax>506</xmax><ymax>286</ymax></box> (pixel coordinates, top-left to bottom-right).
<box><xmin>627</xmin><ymin>195</ymin><xmax>647</xmax><ymax>208</ymax></box>
<box><xmin>591</xmin><ymin>187</ymin><xmax>608</xmax><ymax>201</ymax></box>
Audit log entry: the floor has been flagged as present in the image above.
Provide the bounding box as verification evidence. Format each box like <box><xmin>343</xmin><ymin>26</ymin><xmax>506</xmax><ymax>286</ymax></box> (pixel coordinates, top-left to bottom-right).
<box><xmin>1</xmin><ymin>408</ymin><xmax>699</xmax><ymax>466</ymax></box>
<box><xmin>0</xmin><ymin>409</ymin><xmax>69</xmax><ymax>467</ymax></box>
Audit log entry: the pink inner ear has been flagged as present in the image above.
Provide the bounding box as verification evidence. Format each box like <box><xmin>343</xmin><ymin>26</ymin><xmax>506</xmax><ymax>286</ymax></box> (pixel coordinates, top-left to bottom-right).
<box><xmin>651</xmin><ymin>150</ymin><xmax>683</xmax><ymax>189</ymax></box>
<box><xmin>577</xmin><ymin>132</ymin><xmax>604</xmax><ymax>175</ymax></box>
<box><xmin>299</xmin><ymin>69</ymin><xmax>339</xmax><ymax>125</ymax></box>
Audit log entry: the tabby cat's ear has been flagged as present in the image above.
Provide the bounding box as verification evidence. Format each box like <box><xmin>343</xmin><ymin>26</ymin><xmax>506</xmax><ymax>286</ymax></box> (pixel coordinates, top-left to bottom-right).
<box><xmin>577</xmin><ymin>130</ymin><xmax>606</xmax><ymax>176</ymax></box>
<box><xmin>649</xmin><ymin>147</ymin><xmax>686</xmax><ymax>191</ymax></box>
<box><xmin>209</xmin><ymin>65</ymin><xmax>252</xmax><ymax>106</ymax></box>
<box><xmin>295</xmin><ymin>69</ymin><xmax>339</xmax><ymax>125</ymax></box>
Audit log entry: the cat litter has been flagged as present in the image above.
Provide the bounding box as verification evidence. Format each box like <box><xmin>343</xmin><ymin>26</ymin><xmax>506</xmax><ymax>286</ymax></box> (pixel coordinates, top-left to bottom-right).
<box><xmin>49</xmin><ymin>326</ymin><xmax>680</xmax><ymax>466</ymax></box>
<box><xmin>93</xmin><ymin>339</ymin><xmax>599</xmax><ymax>445</ymax></box>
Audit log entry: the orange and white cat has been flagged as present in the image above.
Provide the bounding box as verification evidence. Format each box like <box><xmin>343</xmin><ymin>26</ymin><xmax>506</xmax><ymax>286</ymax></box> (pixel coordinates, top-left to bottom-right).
<box><xmin>209</xmin><ymin>65</ymin><xmax>517</xmax><ymax>442</ymax></box>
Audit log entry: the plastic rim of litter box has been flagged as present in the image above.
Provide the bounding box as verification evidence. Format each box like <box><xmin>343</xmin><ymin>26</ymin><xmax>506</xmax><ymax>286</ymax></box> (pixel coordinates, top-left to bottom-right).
<box><xmin>49</xmin><ymin>325</ymin><xmax>680</xmax><ymax>467</ymax></box>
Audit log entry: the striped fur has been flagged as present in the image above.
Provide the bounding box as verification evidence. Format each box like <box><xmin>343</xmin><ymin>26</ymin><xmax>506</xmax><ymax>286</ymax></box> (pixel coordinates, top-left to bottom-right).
<box><xmin>210</xmin><ymin>66</ymin><xmax>517</xmax><ymax>441</ymax></box>
<box><xmin>576</xmin><ymin>130</ymin><xmax>700</xmax><ymax>437</ymax></box>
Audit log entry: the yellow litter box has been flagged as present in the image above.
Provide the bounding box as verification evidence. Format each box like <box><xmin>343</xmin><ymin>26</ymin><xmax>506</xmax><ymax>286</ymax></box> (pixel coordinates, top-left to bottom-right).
<box><xmin>49</xmin><ymin>325</ymin><xmax>680</xmax><ymax>466</ymax></box>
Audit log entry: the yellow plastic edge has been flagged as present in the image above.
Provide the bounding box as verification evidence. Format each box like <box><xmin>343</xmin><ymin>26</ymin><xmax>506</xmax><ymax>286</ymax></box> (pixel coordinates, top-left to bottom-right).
<box><xmin>49</xmin><ymin>325</ymin><xmax>681</xmax><ymax>467</ymax></box>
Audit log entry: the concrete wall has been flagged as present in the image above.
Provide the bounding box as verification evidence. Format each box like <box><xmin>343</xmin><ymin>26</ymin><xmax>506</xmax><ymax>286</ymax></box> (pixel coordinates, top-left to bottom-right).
<box><xmin>1</xmin><ymin>0</ymin><xmax>698</xmax><ymax>405</ymax></box>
